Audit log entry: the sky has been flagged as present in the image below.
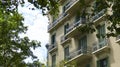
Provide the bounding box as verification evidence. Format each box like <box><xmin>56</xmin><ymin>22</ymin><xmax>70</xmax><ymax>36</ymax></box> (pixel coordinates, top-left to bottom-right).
<box><xmin>18</xmin><ymin>1</ymin><xmax>49</xmax><ymax>64</ymax></box>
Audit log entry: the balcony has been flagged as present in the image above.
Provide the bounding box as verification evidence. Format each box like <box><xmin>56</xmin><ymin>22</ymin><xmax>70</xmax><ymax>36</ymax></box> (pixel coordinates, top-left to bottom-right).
<box><xmin>64</xmin><ymin>0</ymin><xmax>80</xmax><ymax>13</ymax></box>
<box><xmin>92</xmin><ymin>39</ymin><xmax>110</xmax><ymax>55</ymax></box>
<box><xmin>90</xmin><ymin>9</ymin><xmax>106</xmax><ymax>24</ymax></box>
<box><xmin>116</xmin><ymin>35</ymin><xmax>120</xmax><ymax>43</ymax></box>
<box><xmin>66</xmin><ymin>47</ymin><xmax>92</xmax><ymax>63</ymax></box>
<box><xmin>48</xmin><ymin>43</ymin><xmax>58</xmax><ymax>53</ymax></box>
<box><xmin>65</xmin><ymin>18</ymin><xmax>86</xmax><ymax>37</ymax></box>
<box><xmin>48</xmin><ymin>13</ymin><xmax>69</xmax><ymax>32</ymax></box>
<box><xmin>60</xmin><ymin>35</ymin><xmax>71</xmax><ymax>45</ymax></box>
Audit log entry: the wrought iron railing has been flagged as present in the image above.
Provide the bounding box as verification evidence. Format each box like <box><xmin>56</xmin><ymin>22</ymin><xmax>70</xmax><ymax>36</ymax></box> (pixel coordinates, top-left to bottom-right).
<box><xmin>67</xmin><ymin>47</ymin><xmax>91</xmax><ymax>60</ymax></box>
<box><xmin>48</xmin><ymin>42</ymin><xmax>57</xmax><ymax>51</ymax></box>
<box><xmin>92</xmin><ymin>39</ymin><xmax>108</xmax><ymax>52</ymax></box>
<box><xmin>61</xmin><ymin>35</ymin><xmax>66</xmax><ymax>43</ymax></box>
<box><xmin>116</xmin><ymin>35</ymin><xmax>120</xmax><ymax>41</ymax></box>
<box><xmin>91</xmin><ymin>9</ymin><xmax>106</xmax><ymax>22</ymax></box>
<box><xmin>66</xmin><ymin>18</ymin><xmax>85</xmax><ymax>33</ymax></box>
<box><xmin>64</xmin><ymin>0</ymin><xmax>78</xmax><ymax>11</ymax></box>
<box><xmin>48</xmin><ymin>13</ymin><xmax>68</xmax><ymax>31</ymax></box>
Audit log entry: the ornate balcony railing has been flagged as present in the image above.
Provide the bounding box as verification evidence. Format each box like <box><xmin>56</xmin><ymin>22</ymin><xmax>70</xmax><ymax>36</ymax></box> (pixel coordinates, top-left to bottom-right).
<box><xmin>48</xmin><ymin>42</ymin><xmax>57</xmax><ymax>51</ymax></box>
<box><xmin>64</xmin><ymin>0</ymin><xmax>78</xmax><ymax>11</ymax></box>
<box><xmin>48</xmin><ymin>13</ymin><xmax>68</xmax><ymax>31</ymax></box>
<box><xmin>116</xmin><ymin>35</ymin><xmax>120</xmax><ymax>40</ymax></box>
<box><xmin>66</xmin><ymin>18</ymin><xmax>85</xmax><ymax>33</ymax></box>
<box><xmin>61</xmin><ymin>35</ymin><xmax>66</xmax><ymax>43</ymax></box>
<box><xmin>116</xmin><ymin>35</ymin><xmax>120</xmax><ymax>43</ymax></box>
<box><xmin>91</xmin><ymin>9</ymin><xmax>106</xmax><ymax>22</ymax></box>
<box><xmin>92</xmin><ymin>39</ymin><xmax>108</xmax><ymax>52</ymax></box>
<box><xmin>67</xmin><ymin>47</ymin><xmax>91</xmax><ymax>60</ymax></box>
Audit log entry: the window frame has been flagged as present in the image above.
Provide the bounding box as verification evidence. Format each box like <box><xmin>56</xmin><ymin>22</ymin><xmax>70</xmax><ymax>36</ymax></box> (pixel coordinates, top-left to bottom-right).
<box><xmin>64</xmin><ymin>46</ymin><xmax>69</xmax><ymax>60</ymax></box>
<box><xmin>97</xmin><ymin>57</ymin><xmax>109</xmax><ymax>67</ymax></box>
<box><xmin>51</xmin><ymin>54</ymin><xmax>56</xmax><ymax>67</ymax></box>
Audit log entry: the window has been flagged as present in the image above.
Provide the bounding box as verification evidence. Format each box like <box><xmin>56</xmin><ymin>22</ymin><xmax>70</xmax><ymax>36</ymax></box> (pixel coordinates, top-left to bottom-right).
<box><xmin>52</xmin><ymin>54</ymin><xmax>56</xmax><ymax>67</ymax></box>
<box><xmin>86</xmin><ymin>64</ymin><xmax>90</xmax><ymax>67</ymax></box>
<box><xmin>64</xmin><ymin>46</ymin><xmax>69</xmax><ymax>60</ymax></box>
<box><xmin>64</xmin><ymin>23</ymin><xmax>69</xmax><ymax>34</ymax></box>
<box><xmin>63</xmin><ymin>6</ymin><xmax>66</xmax><ymax>13</ymax></box>
<box><xmin>51</xmin><ymin>34</ymin><xmax>56</xmax><ymax>45</ymax></box>
<box><xmin>78</xmin><ymin>36</ymin><xmax>87</xmax><ymax>53</ymax></box>
<box><xmin>97</xmin><ymin>57</ymin><xmax>109</xmax><ymax>67</ymax></box>
<box><xmin>97</xmin><ymin>24</ymin><xmax>106</xmax><ymax>48</ymax></box>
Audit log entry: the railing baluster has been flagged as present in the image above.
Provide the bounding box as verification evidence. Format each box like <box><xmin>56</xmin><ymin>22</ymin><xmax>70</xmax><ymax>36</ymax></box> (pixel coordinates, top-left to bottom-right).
<box><xmin>67</xmin><ymin>47</ymin><xmax>91</xmax><ymax>60</ymax></box>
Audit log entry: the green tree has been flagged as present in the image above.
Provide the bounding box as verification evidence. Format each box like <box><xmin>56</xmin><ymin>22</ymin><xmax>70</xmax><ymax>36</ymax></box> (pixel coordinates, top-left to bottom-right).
<box><xmin>0</xmin><ymin>0</ymin><xmax>41</xmax><ymax>67</ymax></box>
<box><xmin>27</xmin><ymin>60</ymin><xmax>46</xmax><ymax>67</ymax></box>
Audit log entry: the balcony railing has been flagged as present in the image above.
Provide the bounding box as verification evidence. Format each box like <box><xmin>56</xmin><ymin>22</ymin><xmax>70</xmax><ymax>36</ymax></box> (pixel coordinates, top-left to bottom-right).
<box><xmin>91</xmin><ymin>9</ymin><xmax>106</xmax><ymax>22</ymax></box>
<box><xmin>64</xmin><ymin>0</ymin><xmax>78</xmax><ymax>11</ymax></box>
<box><xmin>67</xmin><ymin>47</ymin><xmax>91</xmax><ymax>60</ymax></box>
<box><xmin>48</xmin><ymin>43</ymin><xmax>57</xmax><ymax>51</ymax></box>
<box><xmin>66</xmin><ymin>18</ymin><xmax>85</xmax><ymax>33</ymax></box>
<box><xmin>116</xmin><ymin>35</ymin><xmax>120</xmax><ymax>40</ymax></box>
<box><xmin>48</xmin><ymin>13</ymin><xmax>68</xmax><ymax>31</ymax></box>
<box><xmin>61</xmin><ymin>35</ymin><xmax>67</xmax><ymax>43</ymax></box>
<box><xmin>60</xmin><ymin>35</ymin><xmax>71</xmax><ymax>45</ymax></box>
<box><xmin>92</xmin><ymin>39</ymin><xmax>109</xmax><ymax>53</ymax></box>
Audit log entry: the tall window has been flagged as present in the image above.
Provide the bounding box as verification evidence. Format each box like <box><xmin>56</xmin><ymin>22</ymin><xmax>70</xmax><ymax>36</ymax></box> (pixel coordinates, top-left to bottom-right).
<box><xmin>52</xmin><ymin>54</ymin><xmax>56</xmax><ymax>67</ymax></box>
<box><xmin>64</xmin><ymin>23</ymin><xmax>69</xmax><ymax>34</ymax></box>
<box><xmin>63</xmin><ymin>6</ymin><xmax>66</xmax><ymax>13</ymax></box>
<box><xmin>51</xmin><ymin>34</ymin><xmax>56</xmax><ymax>45</ymax></box>
<box><xmin>78</xmin><ymin>36</ymin><xmax>87</xmax><ymax>53</ymax></box>
<box><xmin>64</xmin><ymin>46</ymin><xmax>69</xmax><ymax>60</ymax></box>
<box><xmin>97</xmin><ymin>57</ymin><xmax>109</xmax><ymax>67</ymax></box>
<box><xmin>97</xmin><ymin>24</ymin><xmax>106</xmax><ymax>48</ymax></box>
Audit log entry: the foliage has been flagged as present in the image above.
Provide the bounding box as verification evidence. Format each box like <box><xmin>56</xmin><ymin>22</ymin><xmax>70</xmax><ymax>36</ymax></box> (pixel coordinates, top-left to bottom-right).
<box><xmin>28</xmin><ymin>0</ymin><xmax>59</xmax><ymax>16</ymax></box>
<box><xmin>0</xmin><ymin>0</ymin><xmax>41</xmax><ymax>66</ymax></box>
<box><xmin>27</xmin><ymin>60</ymin><xmax>46</xmax><ymax>67</ymax></box>
<box><xmin>93</xmin><ymin>0</ymin><xmax>120</xmax><ymax>37</ymax></box>
<box><xmin>78</xmin><ymin>0</ymin><xmax>120</xmax><ymax>37</ymax></box>
<box><xmin>59</xmin><ymin>60</ymin><xmax>77</xmax><ymax>67</ymax></box>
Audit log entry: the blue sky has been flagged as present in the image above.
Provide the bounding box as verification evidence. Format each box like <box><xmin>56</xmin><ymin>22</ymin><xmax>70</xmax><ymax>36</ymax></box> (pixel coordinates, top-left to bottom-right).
<box><xmin>18</xmin><ymin>1</ymin><xmax>49</xmax><ymax>64</ymax></box>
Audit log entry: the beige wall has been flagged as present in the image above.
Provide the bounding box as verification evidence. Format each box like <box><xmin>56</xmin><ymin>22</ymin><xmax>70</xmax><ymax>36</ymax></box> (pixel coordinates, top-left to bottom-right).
<box><xmin>47</xmin><ymin>0</ymin><xmax>120</xmax><ymax>67</ymax></box>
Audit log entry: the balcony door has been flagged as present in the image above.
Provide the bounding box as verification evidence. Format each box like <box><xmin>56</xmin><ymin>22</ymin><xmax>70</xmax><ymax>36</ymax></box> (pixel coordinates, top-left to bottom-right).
<box><xmin>64</xmin><ymin>23</ymin><xmax>69</xmax><ymax>35</ymax></box>
<box><xmin>64</xmin><ymin>46</ymin><xmax>69</xmax><ymax>60</ymax></box>
<box><xmin>78</xmin><ymin>36</ymin><xmax>87</xmax><ymax>54</ymax></box>
<box><xmin>52</xmin><ymin>54</ymin><xmax>56</xmax><ymax>67</ymax></box>
<box><xmin>97</xmin><ymin>57</ymin><xmax>109</xmax><ymax>67</ymax></box>
<box><xmin>97</xmin><ymin>24</ymin><xmax>106</xmax><ymax>48</ymax></box>
<box><xmin>51</xmin><ymin>34</ymin><xmax>56</xmax><ymax>45</ymax></box>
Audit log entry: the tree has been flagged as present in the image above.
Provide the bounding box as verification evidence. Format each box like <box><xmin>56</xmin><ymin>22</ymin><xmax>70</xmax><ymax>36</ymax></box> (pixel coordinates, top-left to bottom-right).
<box><xmin>27</xmin><ymin>60</ymin><xmax>46</xmax><ymax>67</ymax></box>
<box><xmin>0</xmin><ymin>0</ymin><xmax>41</xmax><ymax>66</ymax></box>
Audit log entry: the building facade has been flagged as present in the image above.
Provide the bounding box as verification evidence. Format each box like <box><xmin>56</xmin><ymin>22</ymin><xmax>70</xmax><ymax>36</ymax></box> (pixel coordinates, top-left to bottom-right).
<box><xmin>47</xmin><ymin>0</ymin><xmax>120</xmax><ymax>67</ymax></box>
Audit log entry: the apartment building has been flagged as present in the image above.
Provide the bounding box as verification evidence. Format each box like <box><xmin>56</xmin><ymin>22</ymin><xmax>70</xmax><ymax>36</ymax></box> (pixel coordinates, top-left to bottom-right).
<box><xmin>46</xmin><ymin>0</ymin><xmax>120</xmax><ymax>67</ymax></box>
